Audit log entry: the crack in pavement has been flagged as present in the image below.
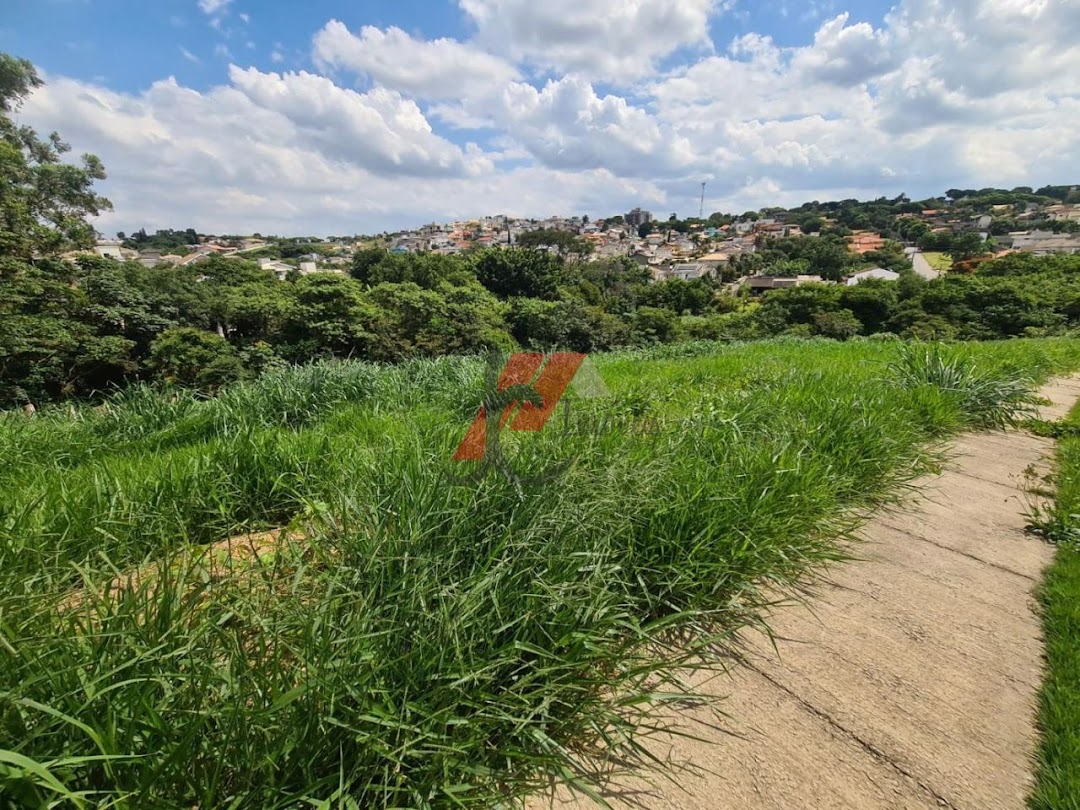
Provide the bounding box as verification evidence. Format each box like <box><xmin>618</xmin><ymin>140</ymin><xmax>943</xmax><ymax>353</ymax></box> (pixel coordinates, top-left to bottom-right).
<box><xmin>742</xmin><ymin>662</ymin><xmax>959</xmax><ymax>810</ymax></box>
<box><xmin>876</xmin><ymin>519</ymin><xmax>1036</xmax><ymax>582</ymax></box>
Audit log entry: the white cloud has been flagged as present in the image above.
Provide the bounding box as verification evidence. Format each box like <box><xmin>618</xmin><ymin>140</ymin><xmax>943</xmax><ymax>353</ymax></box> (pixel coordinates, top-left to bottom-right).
<box><xmin>238</xmin><ymin>12</ymin><xmax>250</xmax><ymax>23</ymax></box>
<box><xmin>458</xmin><ymin>0</ymin><xmax>724</xmax><ymax>82</ymax></box>
<box><xmin>198</xmin><ymin>0</ymin><xmax>231</xmax><ymax>15</ymax></box>
<box><xmin>226</xmin><ymin>66</ymin><xmax>487</xmax><ymax>177</ymax></box>
<box><xmin>20</xmin><ymin>74</ymin><xmax>661</xmax><ymax>234</ymax></box>
<box><xmin>313</xmin><ymin>20</ymin><xmax>519</xmax><ymax>100</ymax></box>
<box><xmin>791</xmin><ymin>13</ymin><xmax>898</xmax><ymax>85</ymax></box>
<box><xmin>436</xmin><ymin>75</ymin><xmax>696</xmax><ymax>177</ymax></box>
<box><xmin>179</xmin><ymin>47</ymin><xmax>200</xmax><ymax>64</ymax></box>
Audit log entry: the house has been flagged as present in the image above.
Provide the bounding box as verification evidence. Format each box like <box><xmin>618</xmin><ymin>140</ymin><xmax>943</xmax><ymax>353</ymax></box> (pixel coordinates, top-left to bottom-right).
<box><xmin>665</xmin><ymin>263</ymin><xmax>709</xmax><ymax>281</ymax></box>
<box><xmin>176</xmin><ymin>253</ymin><xmax>209</xmax><ymax>268</ymax></box>
<box><xmin>847</xmin><ymin>231</ymin><xmax>885</xmax><ymax>255</ymax></box>
<box><xmin>846</xmin><ymin>268</ymin><xmax>899</xmax><ymax>285</ymax></box>
<box><xmin>698</xmin><ymin>252</ymin><xmax>733</xmax><ymax>274</ymax></box>
<box><xmin>1009</xmin><ymin>230</ymin><xmax>1080</xmax><ymax>254</ymax></box>
<box><xmin>743</xmin><ymin>274</ymin><xmax>825</xmax><ymax>293</ymax></box>
<box><xmin>1046</xmin><ymin>205</ymin><xmax>1080</xmax><ymax>223</ymax></box>
<box><xmin>258</xmin><ymin>257</ymin><xmax>294</xmax><ymax>280</ymax></box>
<box><xmin>93</xmin><ymin>240</ymin><xmax>124</xmax><ymax>259</ymax></box>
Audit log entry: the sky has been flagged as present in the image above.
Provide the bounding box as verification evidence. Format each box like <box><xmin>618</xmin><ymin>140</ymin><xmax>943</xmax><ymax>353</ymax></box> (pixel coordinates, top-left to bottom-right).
<box><xmin>4</xmin><ymin>0</ymin><xmax>1079</xmax><ymax>236</ymax></box>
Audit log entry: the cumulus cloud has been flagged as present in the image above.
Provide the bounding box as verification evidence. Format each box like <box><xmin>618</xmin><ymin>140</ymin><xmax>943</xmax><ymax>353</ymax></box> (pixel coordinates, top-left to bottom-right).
<box><xmin>458</xmin><ymin>0</ymin><xmax>724</xmax><ymax>82</ymax></box>
<box><xmin>313</xmin><ymin>20</ymin><xmax>519</xmax><ymax>100</ymax></box>
<box><xmin>198</xmin><ymin>0</ymin><xmax>232</xmax><ymax>14</ymax></box>
<box><xmin>18</xmin><ymin>71</ymin><xmax>661</xmax><ymax>234</ymax></box>
<box><xmin>436</xmin><ymin>75</ymin><xmax>696</xmax><ymax>177</ymax></box>
<box><xmin>791</xmin><ymin>13</ymin><xmax>898</xmax><ymax>85</ymax></box>
<box><xmin>15</xmin><ymin>0</ymin><xmax>1080</xmax><ymax>234</ymax></box>
<box><xmin>226</xmin><ymin>66</ymin><xmax>485</xmax><ymax>177</ymax></box>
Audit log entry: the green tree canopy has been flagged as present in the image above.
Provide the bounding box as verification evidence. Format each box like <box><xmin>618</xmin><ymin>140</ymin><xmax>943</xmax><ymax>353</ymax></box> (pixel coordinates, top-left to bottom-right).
<box><xmin>0</xmin><ymin>54</ymin><xmax>111</xmax><ymax>260</ymax></box>
<box><xmin>147</xmin><ymin>327</ymin><xmax>244</xmax><ymax>391</ymax></box>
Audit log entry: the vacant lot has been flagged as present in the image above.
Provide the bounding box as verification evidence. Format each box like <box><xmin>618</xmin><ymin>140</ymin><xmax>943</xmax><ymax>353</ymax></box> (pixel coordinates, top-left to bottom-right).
<box><xmin>2</xmin><ymin>338</ymin><xmax>1079</xmax><ymax>808</ymax></box>
<box><xmin>922</xmin><ymin>252</ymin><xmax>953</xmax><ymax>272</ymax></box>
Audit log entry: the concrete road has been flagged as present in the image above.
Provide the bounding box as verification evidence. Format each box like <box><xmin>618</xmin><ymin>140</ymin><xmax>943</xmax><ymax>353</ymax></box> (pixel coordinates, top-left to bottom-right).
<box><xmin>911</xmin><ymin>250</ymin><xmax>940</xmax><ymax>280</ymax></box>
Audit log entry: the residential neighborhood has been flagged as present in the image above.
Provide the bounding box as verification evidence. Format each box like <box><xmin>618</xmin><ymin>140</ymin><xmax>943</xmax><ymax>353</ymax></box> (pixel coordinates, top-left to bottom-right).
<box><xmin>79</xmin><ymin>190</ymin><xmax>1080</xmax><ymax>290</ymax></box>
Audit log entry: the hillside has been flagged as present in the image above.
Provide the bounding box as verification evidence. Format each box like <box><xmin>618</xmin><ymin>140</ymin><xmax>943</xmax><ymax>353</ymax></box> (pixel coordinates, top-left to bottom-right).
<box><xmin>3</xmin><ymin>337</ymin><xmax>1079</xmax><ymax>807</ymax></box>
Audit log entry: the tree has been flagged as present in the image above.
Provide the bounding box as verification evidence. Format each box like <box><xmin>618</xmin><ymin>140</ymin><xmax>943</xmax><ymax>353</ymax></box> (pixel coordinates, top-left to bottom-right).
<box><xmin>813</xmin><ymin>308</ymin><xmax>862</xmax><ymax>340</ymax></box>
<box><xmin>509</xmin><ymin>298</ymin><xmax>628</xmax><ymax>352</ymax></box>
<box><xmin>78</xmin><ymin>260</ymin><xmax>177</xmax><ymax>352</ymax></box>
<box><xmin>0</xmin><ymin>54</ymin><xmax>112</xmax><ymax>260</ymax></box>
<box><xmin>515</xmin><ymin>228</ymin><xmax>591</xmax><ymax>258</ymax></box>
<box><xmin>947</xmin><ymin>232</ymin><xmax>990</xmax><ymax>265</ymax></box>
<box><xmin>637</xmin><ymin>278</ymin><xmax>715</xmax><ymax>315</ymax></box>
<box><xmin>768</xmin><ymin>259</ymin><xmax>810</xmax><ymax>278</ymax></box>
<box><xmin>839</xmin><ymin>279</ymin><xmax>898</xmax><ymax>333</ymax></box>
<box><xmin>0</xmin><ymin>54</ymin><xmax>128</xmax><ymax>405</ymax></box>
<box><xmin>474</xmin><ymin>248</ymin><xmax>563</xmax><ymax>300</ymax></box>
<box><xmin>282</xmin><ymin>274</ymin><xmax>380</xmax><ymax>359</ymax></box>
<box><xmin>632</xmin><ymin>307</ymin><xmax>678</xmax><ymax>343</ymax></box>
<box><xmin>365</xmin><ymin>281</ymin><xmax>510</xmax><ymax>360</ymax></box>
<box><xmin>146</xmin><ymin>328</ymin><xmax>244</xmax><ymax>390</ymax></box>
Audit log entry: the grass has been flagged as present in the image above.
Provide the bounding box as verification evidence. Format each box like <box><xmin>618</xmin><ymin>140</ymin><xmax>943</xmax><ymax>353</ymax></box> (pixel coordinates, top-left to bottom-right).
<box><xmin>923</xmin><ymin>252</ymin><xmax>953</xmax><ymax>272</ymax></box>
<box><xmin>1</xmin><ymin>337</ymin><xmax>1079</xmax><ymax>808</ymax></box>
<box><xmin>1030</xmin><ymin>397</ymin><xmax>1080</xmax><ymax>810</ymax></box>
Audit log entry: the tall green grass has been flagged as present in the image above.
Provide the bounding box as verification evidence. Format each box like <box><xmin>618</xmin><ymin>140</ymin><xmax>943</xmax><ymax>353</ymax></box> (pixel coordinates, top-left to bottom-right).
<box><xmin>1</xmin><ymin>338</ymin><xmax>1079</xmax><ymax>808</ymax></box>
<box><xmin>1030</xmin><ymin>398</ymin><xmax>1080</xmax><ymax>810</ymax></box>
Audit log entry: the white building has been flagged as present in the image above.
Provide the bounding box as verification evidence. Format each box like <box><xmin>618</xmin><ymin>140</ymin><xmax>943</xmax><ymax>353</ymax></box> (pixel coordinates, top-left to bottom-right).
<box><xmin>846</xmin><ymin>268</ymin><xmax>900</xmax><ymax>285</ymax></box>
<box><xmin>94</xmin><ymin>240</ymin><xmax>124</xmax><ymax>259</ymax></box>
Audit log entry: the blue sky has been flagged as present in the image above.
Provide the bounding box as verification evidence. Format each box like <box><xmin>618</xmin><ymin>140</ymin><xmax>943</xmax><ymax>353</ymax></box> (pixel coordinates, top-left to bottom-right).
<box><xmin>6</xmin><ymin>0</ymin><xmax>895</xmax><ymax>92</ymax></box>
<box><xmin>5</xmin><ymin>0</ymin><xmax>1078</xmax><ymax>235</ymax></box>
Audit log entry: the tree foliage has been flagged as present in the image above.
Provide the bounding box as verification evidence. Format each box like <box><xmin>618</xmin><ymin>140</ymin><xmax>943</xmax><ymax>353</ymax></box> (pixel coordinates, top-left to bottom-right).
<box><xmin>0</xmin><ymin>54</ymin><xmax>111</xmax><ymax>260</ymax></box>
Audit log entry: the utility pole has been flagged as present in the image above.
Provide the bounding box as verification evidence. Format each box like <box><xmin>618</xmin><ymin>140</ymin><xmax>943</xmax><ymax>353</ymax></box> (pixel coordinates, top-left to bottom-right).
<box><xmin>699</xmin><ymin>181</ymin><xmax>706</xmax><ymax>220</ymax></box>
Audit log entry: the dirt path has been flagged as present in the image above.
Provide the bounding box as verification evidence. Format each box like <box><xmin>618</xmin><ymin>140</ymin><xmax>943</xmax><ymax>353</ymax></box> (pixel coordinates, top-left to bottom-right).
<box><xmin>534</xmin><ymin>376</ymin><xmax>1080</xmax><ymax>810</ymax></box>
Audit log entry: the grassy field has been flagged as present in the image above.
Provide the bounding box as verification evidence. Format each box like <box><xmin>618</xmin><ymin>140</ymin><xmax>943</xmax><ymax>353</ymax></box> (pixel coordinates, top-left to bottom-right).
<box><xmin>1030</xmin><ymin>398</ymin><xmax>1080</xmax><ymax>810</ymax></box>
<box><xmin>2</xmin><ymin>337</ymin><xmax>1079</xmax><ymax>808</ymax></box>
<box><xmin>922</xmin><ymin>252</ymin><xmax>953</xmax><ymax>272</ymax></box>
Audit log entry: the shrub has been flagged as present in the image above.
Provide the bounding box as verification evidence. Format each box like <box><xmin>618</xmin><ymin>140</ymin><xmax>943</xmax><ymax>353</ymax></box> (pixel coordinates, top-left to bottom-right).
<box><xmin>887</xmin><ymin>342</ymin><xmax>1040</xmax><ymax>428</ymax></box>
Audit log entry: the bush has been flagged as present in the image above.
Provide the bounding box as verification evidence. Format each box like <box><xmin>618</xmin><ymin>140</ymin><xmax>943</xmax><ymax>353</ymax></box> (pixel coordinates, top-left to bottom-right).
<box><xmin>147</xmin><ymin>328</ymin><xmax>245</xmax><ymax>391</ymax></box>
<box><xmin>887</xmin><ymin>342</ymin><xmax>1040</xmax><ymax>428</ymax></box>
